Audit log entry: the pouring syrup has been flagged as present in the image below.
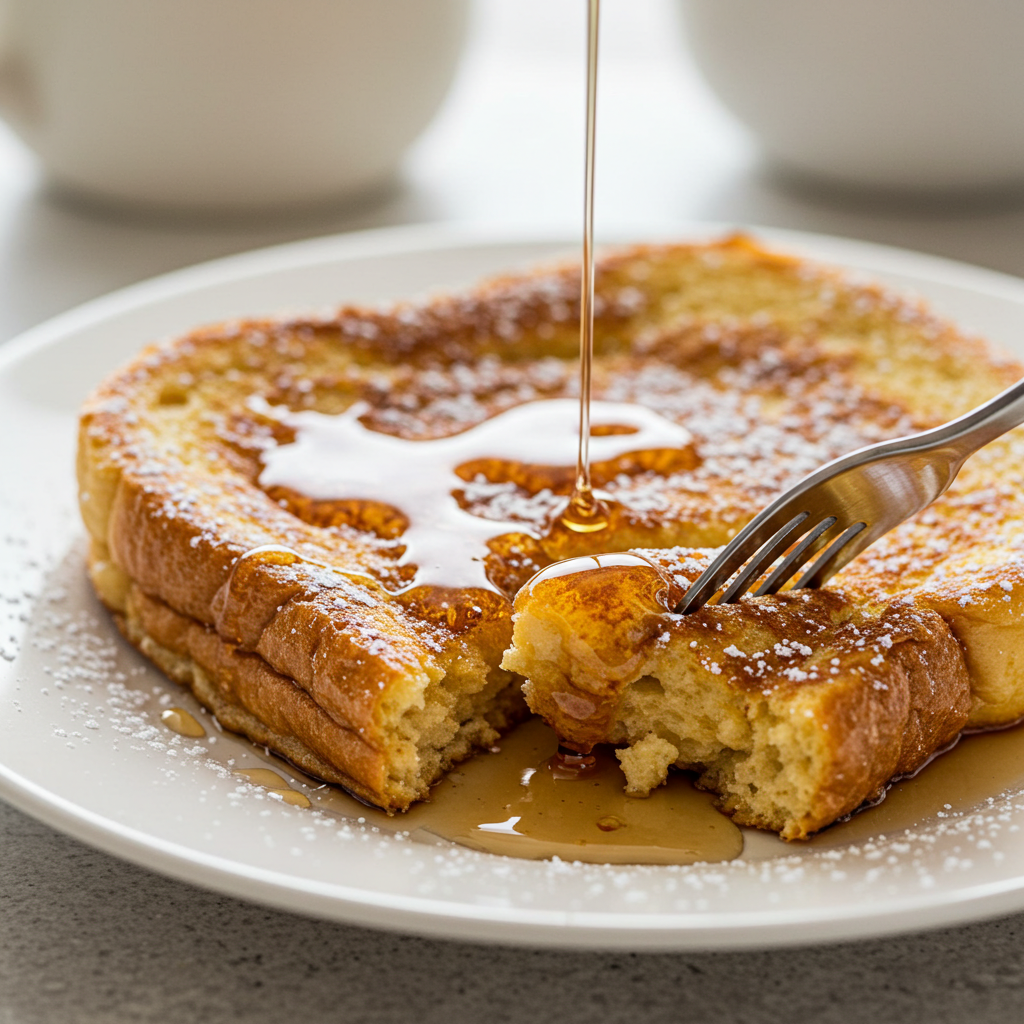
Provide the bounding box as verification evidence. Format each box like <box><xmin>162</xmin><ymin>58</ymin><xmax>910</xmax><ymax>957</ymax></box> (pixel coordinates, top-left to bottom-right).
<box><xmin>563</xmin><ymin>0</ymin><xmax>610</xmax><ymax>535</ymax></box>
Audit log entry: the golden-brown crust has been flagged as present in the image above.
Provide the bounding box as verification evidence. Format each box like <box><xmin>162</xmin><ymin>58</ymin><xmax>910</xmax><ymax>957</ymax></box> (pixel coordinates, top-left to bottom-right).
<box><xmin>120</xmin><ymin>582</ymin><xmax>527</xmax><ymax>810</ymax></box>
<box><xmin>506</xmin><ymin>562</ymin><xmax>687</xmax><ymax>751</ymax></box>
<box><xmin>789</xmin><ymin>604</ymin><xmax>971</xmax><ymax>835</ymax></box>
<box><xmin>121</xmin><ymin>584</ymin><xmax>389</xmax><ymax>803</ymax></box>
<box><xmin>101</xmin><ymin>474</ymin><xmax>440</xmax><ymax>748</ymax></box>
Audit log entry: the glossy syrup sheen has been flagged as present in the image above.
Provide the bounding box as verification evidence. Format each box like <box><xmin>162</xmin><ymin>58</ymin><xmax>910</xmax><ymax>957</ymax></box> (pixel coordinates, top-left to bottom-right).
<box><xmin>160</xmin><ymin>709</ymin><xmax>1024</xmax><ymax>862</ymax></box>
<box><xmin>399</xmin><ymin>718</ymin><xmax>742</xmax><ymax>865</ymax></box>
<box><xmin>154</xmin><ymin>701</ymin><xmax>732</xmax><ymax>863</ymax></box>
<box><xmin>804</xmin><ymin>721</ymin><xmax>1024</xmax><ymax>850</ymax></box>
<box><xmin>160</xmin><ymin>706</ymin><xmax>206</xmax><ymax>738</ymax></box>
<box><xmin>233</xmin><ymin>767</ymin><xmax>312</xmax><ymax>809</ymax></box>
<box><xmin>255</xmin><ymin>396</ymin><xmax>689</xmax><ymax>590</ymax></box>
<box><xmin>248</xmin><ymin>2</ymin><xmax>668</xmax><ymax>592</ymax></box>
<box><xmin>564</xmin><ymin>0</ymin><xmax>605</xmax><ymax>533</ymax></box>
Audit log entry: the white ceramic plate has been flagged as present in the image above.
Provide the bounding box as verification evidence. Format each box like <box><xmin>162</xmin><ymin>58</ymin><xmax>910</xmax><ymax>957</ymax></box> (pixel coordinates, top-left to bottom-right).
<box><xmin>4</xmin><ymin>224</ymin><xmax>1024</xmax><ymax>952</ymax></box>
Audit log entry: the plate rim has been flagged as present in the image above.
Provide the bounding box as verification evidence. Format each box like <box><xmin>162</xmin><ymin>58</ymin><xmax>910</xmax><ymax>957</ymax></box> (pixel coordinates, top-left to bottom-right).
<box><xmin>5</xmin><ymin>220</ymin><xmax>1024</xmax><ymax>951</ymax></box>
<box><xmin>6</xmin><ymin>751</ymin><xmax>1024</xmax><ymax>952</ymax></box>
<box><xmin>6</xmin><ymin>219</ymin><xmax>1024</xmax><ymax>376</ymax></box>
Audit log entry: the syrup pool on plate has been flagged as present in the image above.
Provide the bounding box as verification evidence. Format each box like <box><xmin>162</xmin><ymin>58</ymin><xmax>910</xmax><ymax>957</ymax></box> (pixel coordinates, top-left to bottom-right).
<box><xmin>160</xmin><ymin>706</ymin><xmax>206</xmax><ymax>738</ymax></box>
<box><xmin>158</xmin><ymin>696</ymin><xmax>1024</xmax><ymax>864</ymax></box>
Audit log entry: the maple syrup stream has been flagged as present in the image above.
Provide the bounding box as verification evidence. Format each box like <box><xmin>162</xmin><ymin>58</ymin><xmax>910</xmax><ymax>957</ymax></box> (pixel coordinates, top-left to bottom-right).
<box><xmin>563</xmin><ymin>0</ymin><xmax>609</xmax><ymax>535</ymax></box>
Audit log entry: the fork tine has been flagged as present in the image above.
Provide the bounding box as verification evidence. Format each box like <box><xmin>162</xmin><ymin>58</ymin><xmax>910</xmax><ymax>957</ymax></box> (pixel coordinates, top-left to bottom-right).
<box><xmin>717</xmin><ymin>512</ymin><xmax>812</xmax><ymax>605</ymax></box>
<box><xmin>676</xmin><ymin>511</ymin><xmax>808</xmax><ymax>614</ymax></box>
<box><xmin>792</xmin><ymin>521</ymin><xmax>867</xmax><ymax>590</ymax></box>
<box><xmin>754</xmin><ymin>515</ymin><xmax>838</xmax><ymax>597</ymax></box>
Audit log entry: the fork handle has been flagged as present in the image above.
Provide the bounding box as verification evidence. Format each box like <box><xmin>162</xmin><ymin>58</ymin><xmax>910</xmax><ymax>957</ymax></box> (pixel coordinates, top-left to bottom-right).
<box><xmin>909</xmin><ymin>375</ymin><xmax>1024</xmax><ymax>464</ymax></box>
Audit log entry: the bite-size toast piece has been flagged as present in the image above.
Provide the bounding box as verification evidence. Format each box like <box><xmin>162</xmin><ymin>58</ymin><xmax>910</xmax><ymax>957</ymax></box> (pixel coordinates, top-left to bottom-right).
<box><xmin>78</xmin><ymin>236</ymin><xmax>1022</xmax><ymax>830</ymax></box>
<box><xmin>502</xmin><ymin>250</ymin><xmax>1024</xmax><ymax>838</ymax></box>
<box><xmin>503</xmin><ymin>554</ymin><xmax>972</xmax><ymax>839</ymax></box>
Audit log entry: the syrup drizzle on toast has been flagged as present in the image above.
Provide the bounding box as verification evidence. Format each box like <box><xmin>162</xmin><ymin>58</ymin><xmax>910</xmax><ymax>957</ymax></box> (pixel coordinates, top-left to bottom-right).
<box><xmin>255</xmin><ymin>397</ymin><xmax>689</xmax><ymax>591</ymax></box>
<box><xmin>227</xmin><ymin>1</ymin><xmax>748</xmax><ymax>862</ymax></box>
<box><xmin>563</xmin><ymin>0</ymin><xmax>608</xmax><ymax>535</ymax></box>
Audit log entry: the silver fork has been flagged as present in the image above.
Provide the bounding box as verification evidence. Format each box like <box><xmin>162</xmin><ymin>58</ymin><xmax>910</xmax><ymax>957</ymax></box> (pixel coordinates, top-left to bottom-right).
<box><xmin>676</xmin><ymin>376</ymin><xmax>1024</xmax><ymax>614</ymax></box>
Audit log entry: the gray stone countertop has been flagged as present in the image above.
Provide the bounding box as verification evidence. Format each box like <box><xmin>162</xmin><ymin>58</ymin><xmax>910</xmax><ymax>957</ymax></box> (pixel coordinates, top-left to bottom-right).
<box><xmin>5</xmin><ymin>799</ymin><xmax>1024</xmax><ymax>1024</ymax></box>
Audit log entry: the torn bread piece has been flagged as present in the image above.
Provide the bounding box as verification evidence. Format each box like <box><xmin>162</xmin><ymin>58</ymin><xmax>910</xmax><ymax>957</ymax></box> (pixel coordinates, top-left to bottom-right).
<box><xmin>503</xmin><ymin>552</ymin><xmax>972</xmax><ymax>840</ymax></box>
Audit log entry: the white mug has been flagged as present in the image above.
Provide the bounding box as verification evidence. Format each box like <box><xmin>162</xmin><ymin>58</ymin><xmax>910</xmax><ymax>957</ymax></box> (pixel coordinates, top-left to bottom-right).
<box><xmin>0</xmin><ymin>0</ymin><xmax>470</xmax><ymax>212</ymax></box>
<box><xmin>679</xmin><ymin>0</ymin><xmax>1024</xmax><ymax>195</ymax></box>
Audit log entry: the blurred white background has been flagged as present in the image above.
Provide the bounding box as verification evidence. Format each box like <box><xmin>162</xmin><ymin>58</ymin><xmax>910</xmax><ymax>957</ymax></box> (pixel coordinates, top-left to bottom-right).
<box><xmin>0</xmin><ymin>0</ymin><xmax>1022</xmax><ymax>345</ymax></box>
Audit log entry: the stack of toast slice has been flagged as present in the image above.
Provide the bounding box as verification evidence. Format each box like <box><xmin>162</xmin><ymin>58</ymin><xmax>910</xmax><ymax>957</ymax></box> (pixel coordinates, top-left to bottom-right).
<box><xmin>78</xmin><ymin>237</ymin><xmax>1024</xmax><ymax>837</ymax></box>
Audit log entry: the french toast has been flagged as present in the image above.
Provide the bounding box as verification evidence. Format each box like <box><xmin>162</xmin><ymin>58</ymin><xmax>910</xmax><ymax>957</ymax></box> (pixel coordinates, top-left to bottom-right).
<box><xmin>78</xmin><ymin>236</ymin><xmax>1023</xmax><ymax>836</ymax></box>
